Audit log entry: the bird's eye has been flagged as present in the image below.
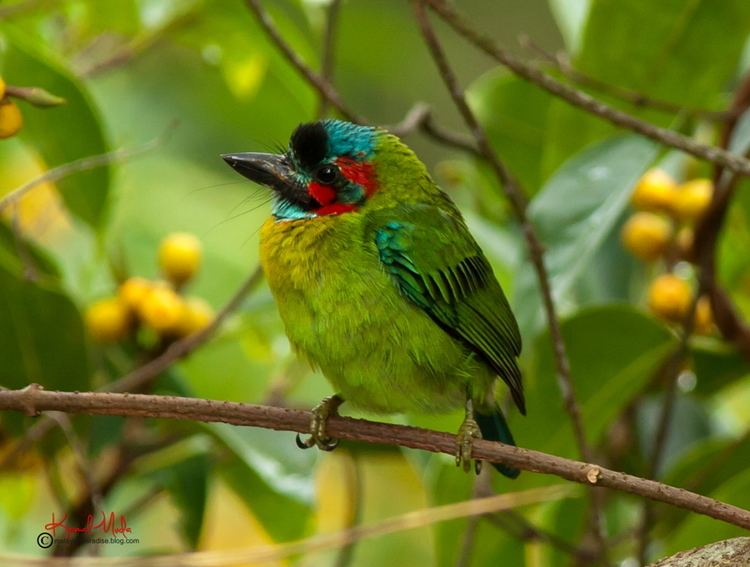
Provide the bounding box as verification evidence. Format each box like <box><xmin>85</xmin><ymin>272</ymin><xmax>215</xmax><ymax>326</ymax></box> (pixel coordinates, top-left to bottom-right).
<box><xmin>315</xmin><ymin>164</ymin><xmax>339</xmax><ymax>185</ymax></box>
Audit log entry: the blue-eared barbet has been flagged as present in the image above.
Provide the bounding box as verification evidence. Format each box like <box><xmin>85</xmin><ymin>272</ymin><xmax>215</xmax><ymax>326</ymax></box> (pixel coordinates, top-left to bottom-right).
<box><xmin>222</xmin><ymin>120</ymin><xmax>524</xmax><ymax>476</ymax></box>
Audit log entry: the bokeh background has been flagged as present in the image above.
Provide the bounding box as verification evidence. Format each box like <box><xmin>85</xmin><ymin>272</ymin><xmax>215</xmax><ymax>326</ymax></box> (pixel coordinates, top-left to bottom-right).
<box><xmin>2</xmin><ymin>0</ymin><xmax>750</xmax><ymax>565</ymax></box>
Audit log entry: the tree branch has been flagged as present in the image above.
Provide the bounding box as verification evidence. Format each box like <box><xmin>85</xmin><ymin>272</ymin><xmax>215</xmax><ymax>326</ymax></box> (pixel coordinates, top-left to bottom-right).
<box><xmin>1</xmin><ymin>386</ymin><xmax>749</xmax><ymax>531</ymax></box>
<box><xmin>411</xmin><ymin>0</ymin><xmax>606</xmax><ymax>555</ymax></box>
<box><xmin>316</xmin><ymin>0</ymin><xmax>342</xmax><ymax>119</ymax></box>
<box><xmin>245</xmin><ymin>0</ymin><xmax>364</xmax><ymax>123</ymax></box>
<box><xmin>426</xmin><ymin>0</ymin><xmax>750</xmax><ymax>178</ymax></box>
<box><xmin>388</xmin><ymin>102</ymin><xmax>480</xmax><ymax>156</ymax></box>
<box><xmin>0</xmin><ymin>266</ymin><xmax>263</xmax><ymax>470</ymax></box>
<box><xmin>106</xmin><ymin>266</ymin><xmax>263</xmax><ymax>394</ymax></box>
<box><xmin>245</xmin><ymin>1</ymin><xmax>484</xmax><ymax>157</ymax></box>
<box><xmin>518</xmin><ymin>36</ymin><xmax>735</xmax><ymax>122</ymax></box>
<box><xmin>0</xmin><ymin>125</ymin><xmax>176</xmax><ymax>213</ymax></box>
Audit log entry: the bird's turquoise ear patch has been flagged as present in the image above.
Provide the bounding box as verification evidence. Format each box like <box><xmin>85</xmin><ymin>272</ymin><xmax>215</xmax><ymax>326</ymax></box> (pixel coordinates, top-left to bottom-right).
<box><xmin>323</xmin><ymin>120</ymin><xmax>376</xmax><ymax>159</ymax></box>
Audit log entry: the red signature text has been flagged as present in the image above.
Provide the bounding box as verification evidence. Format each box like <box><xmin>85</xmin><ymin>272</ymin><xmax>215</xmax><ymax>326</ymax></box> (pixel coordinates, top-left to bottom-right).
<box><xmin>45</xmin><ymin>512</ymin><xmax>132</xmax><ymax>537</ymax></box>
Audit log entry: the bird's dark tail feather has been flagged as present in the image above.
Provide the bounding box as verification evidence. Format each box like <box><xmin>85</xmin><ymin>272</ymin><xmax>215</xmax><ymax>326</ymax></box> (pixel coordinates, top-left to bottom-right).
<box><xmin>475</xmin><ymin>408</ymin><xmax>520</xmax><ymax>479</ymax></box>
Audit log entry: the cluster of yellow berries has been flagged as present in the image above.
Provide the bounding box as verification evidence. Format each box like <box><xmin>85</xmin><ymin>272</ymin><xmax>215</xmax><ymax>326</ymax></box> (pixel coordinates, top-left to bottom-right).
<box><xmin>0</xmin><ymin>77</ymin><xmax>23</xmax><ymax>139</ymax></box>
<box><xmin>621</xmin><ymin>169</ymin><xmax>715</xmax><ymax>334</ymax></box>
<box><xmin>85</xmin><ymin>233</ymin><xmax>215</xmax><ymax>343</ymax></box>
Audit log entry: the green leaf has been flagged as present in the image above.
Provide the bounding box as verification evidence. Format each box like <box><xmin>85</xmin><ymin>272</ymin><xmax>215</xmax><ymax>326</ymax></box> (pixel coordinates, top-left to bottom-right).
<box><xmin>542</xmin><ymin>0</ymin><xmax>750</xmax><ymax>175</ymax></box>
<box><xmin>664</xmin><ymin>467</ymin><xmax>750</xmax><ymax>555</ymax></box>
<box><xmin>0</xmin><ymin>266</ymin><xmax>89</xmax><ymax>392</ymax></box>
<box><xmin>0</xmin><ymin>29</ymin><xmax>111</xmax><ymax>228</ymax></box>
<box><xmin>207</xmin><ymin>423</ymin><xmax>315</xmax><ymax>541</ymax></box>
<box><xmin>163</xmin><ymin>454</ymin><xmax>211</xmax><ymax>548</ymax></box>
<box><xmin>636</xmin><ymin>394</ymin><xmax>714</xmax><ymax>476</ymax></box>
<box><xmin>691</xmin><ymin>338</ymin><xmax>750</xmax><ymax>397</ymax></box>
<box><xmin>468</xmin><ymin>69</ymin><xmax>553</xmax><ymax>193</ymax></box>
<box><xmin>580</xmin><ymin>0</ymin><xmax>750</xmax><ymax>105</ymax></box>
<box><xmin>137</xmin><ymin>435</ymin><xmax>212</xmax><ymax>548</ymax></box>
<box><xmin>428</xmin><ymin>460</ymin><xmax>524</xmax><ymax>567</ymax></box>
<box><xmin>547</xmin><ymin>0</ymin><xmax>591</xmax><ymax>53</ymax></box>
<box><xmin>0</xmin><ymin>220</ymin><xmax>60</xmax><ymax>280</ymax></box>
<box><xmin>659</xmin><ymin>432</ymin><xmax>750</xmax><ymax>534</ymax></box>
<box><xmin>514</xmin><ymin>305</ymin><xmax>675</xmax><ymax>460</ymax></box>
<box><xmin>514</xmin><ymin>136</ymin><xmax>658</xmax><ymax>336</ymax></box>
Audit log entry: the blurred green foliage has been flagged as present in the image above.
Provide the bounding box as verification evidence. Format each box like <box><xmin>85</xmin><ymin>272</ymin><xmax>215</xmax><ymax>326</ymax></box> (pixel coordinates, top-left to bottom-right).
<box><xmin>1</xmin><ymin>0</ymin><xmax>750</xmax><ymax>565</ymax></box>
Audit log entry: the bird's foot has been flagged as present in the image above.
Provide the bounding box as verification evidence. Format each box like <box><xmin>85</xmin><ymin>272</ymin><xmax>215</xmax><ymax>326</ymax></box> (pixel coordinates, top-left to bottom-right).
<box><xmin>456</xmin><ymin>414</ymin><xmax>483</xmax><ymax>475</ymax></box>
<box><xmin>456</xmin><ymin>389</ymin><xmax>482</xmax><ymax>474</ymax></box>
<box><xmin>296</xmin><ymin>394</ymin><xmax>344</xmax><ymax>451</ymax></box>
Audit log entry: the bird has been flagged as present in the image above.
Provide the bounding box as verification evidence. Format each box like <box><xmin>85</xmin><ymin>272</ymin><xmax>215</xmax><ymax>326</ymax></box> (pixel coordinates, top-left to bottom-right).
<box><xmin>222</xmin><ymin>119</ymin><xmax>524</xmax><ymax>477</ymax></box>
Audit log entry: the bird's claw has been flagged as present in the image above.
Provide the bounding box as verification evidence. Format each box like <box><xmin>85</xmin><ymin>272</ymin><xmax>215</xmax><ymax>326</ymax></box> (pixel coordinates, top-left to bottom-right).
<box><xmin>296</xmin><ymin>395</ymin><xmax>343</xmax><ymax>451</ymax></box>
<box><xmin>456</xmin><ymin>416</ymin><xmax>483</xmax><ymax>475</ymax></box>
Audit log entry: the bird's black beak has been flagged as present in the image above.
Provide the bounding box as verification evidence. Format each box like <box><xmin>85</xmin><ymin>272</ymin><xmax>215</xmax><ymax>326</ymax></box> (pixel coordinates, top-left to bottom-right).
<box><xmin>221</xmin><ymin>152</ymin><xmax>294</xmax><ymax>190</ymax></box>
<box><xmin>221</xmin><ymin>152</ymin><xmax>316</xmax><ymax>210</ymax></box>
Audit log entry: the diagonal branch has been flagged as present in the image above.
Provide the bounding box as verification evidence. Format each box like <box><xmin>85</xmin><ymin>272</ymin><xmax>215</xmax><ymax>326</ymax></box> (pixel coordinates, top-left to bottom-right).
<box><xmin>245</xmin><ymin>0</ymin><xmax>364</xmax><ymax>123</ymax></box>
<box><xmin>411</xmin><ymin>0</ymin><xmax>588</xmax><ymax>484</ymax></box>
<box><xmin>316</xmin><ymin>0</ymin><xmax>342</xmax><ymax>119</ymax></box>
<box><xmin>411</xmin><ymin>1</ymin><xmax>608</xmax><ymax>557</ymax></box>
<box><xmin>1</xmin><ymin>386</ymin><xmax>749</xmax><ymax>532</ymax></box>
<box><xmin>0</xmin><ymin>266</ymin><xmax>263</xmax><ymax>470</ymax></box>
<box><xmin>244</xmin><ymin>1</ymin><xmax>481</xmax><ymax>156</ymax></box>
<box><xmin>0</xmin><ymin>126</ymin><xmax>175</xmax><ymax>213</ymax></box>
<box><xmin>518</xmin><ymin>36</ymin><xmax>735</xmax><ymax>122</ymax></box>
<box><xmin>426</xmin><ymin>0</ymin><xmax>750</xmax><ymax>178</ymax></box>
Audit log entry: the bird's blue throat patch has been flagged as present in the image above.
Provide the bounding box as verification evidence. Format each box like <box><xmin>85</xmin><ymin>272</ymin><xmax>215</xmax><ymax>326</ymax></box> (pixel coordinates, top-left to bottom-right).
<box><xmin>272</xmin><ymin>196</ymin><xmax>317</xmax><ymax>221</ymax></box>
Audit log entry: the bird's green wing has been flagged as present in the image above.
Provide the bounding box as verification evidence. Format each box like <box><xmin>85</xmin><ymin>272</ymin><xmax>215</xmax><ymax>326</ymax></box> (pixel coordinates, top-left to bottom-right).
<box><xmin>369</xmin><ymin>204</ymin><xmax>525</xmax><ymax>413</ymax></box>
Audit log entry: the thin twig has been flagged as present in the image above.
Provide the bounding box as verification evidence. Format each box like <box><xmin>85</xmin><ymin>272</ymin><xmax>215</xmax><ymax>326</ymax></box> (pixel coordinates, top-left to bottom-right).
<box><xmin>0</xmin><ymin>125</ymin><xmax>176</xmax><ymax>213</ymax></box>
<box><xmin>518</xmin><ymin>36</ymin><xmax>735</xmax><ymax>122</ymax></box>
<box><xmin>474</xmin><ymin>469</ymin><xmax>596</xmax><ymax>562</ymax></box>
<box><xmin>426</xmin><ymin>0</ymin><xmax>750</xmax><ymax>178</ymax></box>
<box><xmin>410</xmin><ymin>2</ymin><xmax>608</xmax><ymax>556</ymax></box>
<box><xmin>637</xmin><ymin>70</ymin><xmax>750</xmax><ymax>564</ymax></box>
<box><xmin>636</xmin><ymin>295</ymin><xmax>700</xmax><ymax>565</ymax></box>
<box><xmin>693</xmin><ymin>73</ymin><xmax>750</xmax><ymax>358</ymax></box>
<box><xmin>5</xmin><ymin>84</ymin><xmax>65</xmax><ymax>107</ymax></box>
<box><xmin>245</xmin><ymin>0</ymin><xmax>364</xmax><ymax>123</ymax></box>
<box><xmin>47</xmin><ymin>413</ymin><xmax>105</xmax><ymax>514</ymax></box>
<box><xmin>333</xmin><ymin>452</ymin><xmax>362</xmax><ymax>567</ymax></box>
<box><xmin>1</xmin><ymin>484</ymin><xmax>569</xmax><ymax>566</ymax></box>
<box><xmin>0</xmin><ymin>266</ymin><xmax>263</xmax><ymax>471</ymax></box>
<box><xmin>245</xmin><ymin>2</ymin><xmax>482</xmax><ymax>155</ymax></box>
<box><xmin>1</xmin><ymin>387</ymin><xmax>749</xmax><ymax>531</ymax></box>
<box><xmin>455</xmin><ymin>470</ymin><xmax>486</xmax><ymax>567</ymax></box>
<box><xmin>316</xmin><ymin>0</ymin><xmax>342</xmax><ymax>119</ymax></box>
<box><xmin>107</xmin><ymin>266</ymin><xmax>263</xmax><ymax>393</ymax></box>
<box><xmin>0</xmin><ymin>0</ymin><xmax>58</xmax><ymax>19</ymax></box>
<box><xmin>388</xmin><ymin>102</ymin><xmax>480</xmax><ymax>156</ymax></box>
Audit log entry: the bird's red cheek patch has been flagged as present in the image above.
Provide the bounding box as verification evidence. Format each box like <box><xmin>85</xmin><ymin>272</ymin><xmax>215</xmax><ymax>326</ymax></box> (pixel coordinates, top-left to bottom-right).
<box><xmin>309</xmin><ymin>182</ymin><xmax>336</xmax><ymax>206</ymax></box>
<box><xmin>336</xmin><ymin>157</ymin><xmax>378</xmax><ymax>196</ymax></box>
<box><xmin>307</xmin><ymin>158</ymin><xmax>378</xmax><ymax>216</ymax></box>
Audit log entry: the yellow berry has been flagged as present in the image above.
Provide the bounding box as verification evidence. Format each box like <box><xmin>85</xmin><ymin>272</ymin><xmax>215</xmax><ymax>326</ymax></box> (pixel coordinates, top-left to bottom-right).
<box><xmin>694</xmin><ymin>296</ymin><xmax>714</xmax><ymax>335</ymax></box>
<box><xmin>118</xmin><ymin>277</ymin><xmax>153</xmax><ymax>311</ymax></box>
<box><xmin>648</xmin><ymin>274</ymin><xmax>692</xmax><ymax>323</ymax></box>
<box><xmin>621</xmin><ymin>212</ymin><xmax>672</xmax><ymax>261</ymax></box>
<box><xmin>0</xmin><ymin>77</ymin><xmax>5</xmax><ymax>99</ymax></box>
<box><xmin>176</xmin><ymin>297</ymin><xmax>215</xmax><ymax>336</ymax></box>
<box><xmin>631</xmin><ymin>168</ymin><xmax>678</xmax><ymax>213</ymax></box>
<box><xmin>138</xmin><ymin>286</ymin><xmax>185</xmax><ymax>333</ymax></box>
<box><xmin>159</xmin><ymin>232</ymin><xmax>202</xmax><ymax>285</ymax></box>
<box><xmin>85</xmin><ymin>297</ymin><xmax>131</xmax><ymax>342</ymax></box>
<box><xmin>0</xmin><ymin>97</ymin><xmax>23</xmax><ymax>139</ymax></box>
<box><xmin>673</xmin><ymin>179</ymin><xmax>713</xmax><ymax>221</ymax></box>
